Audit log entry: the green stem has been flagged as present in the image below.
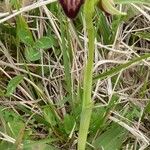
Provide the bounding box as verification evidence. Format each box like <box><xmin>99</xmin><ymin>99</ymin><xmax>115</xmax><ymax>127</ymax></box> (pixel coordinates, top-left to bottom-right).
<box><xmin>78</xmin><ymin>0</ymin><xmax>97</xmax><ymax>149</ymax></box>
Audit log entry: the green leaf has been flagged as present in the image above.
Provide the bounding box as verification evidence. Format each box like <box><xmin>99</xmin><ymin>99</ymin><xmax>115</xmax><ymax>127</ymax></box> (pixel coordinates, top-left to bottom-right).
<box><xmin>0</xmin><ymin>142</ymin><xmax>14</xmax><ymax>150</ymax></box>
<box><xmin>0</xmin><ymin>89</ymin><xmax>5</xmax><ymax>96</ymax></box>
<box><xmin>106</xmin><ymin>94</ymin><xmax>119</xmax><ymax>111</ymax></box>
<box><xmin>134</xmin><ymin>32</ymin><xmax>150</xmax><ymax>41</ymax></box>
<box><xmin>17</xmin><ymin>16</ymin><xmax>34</xmax><ymax>46</ymax></box>
<box><xmin>34</xmin><ymin>36</ymin><xmax>56</xmax><ymax>49</ymax></box>
<box><xmin>94</xmin><ymin>123</ymin><xmax>128</xmax><ymax>150</ymax></box>
<box><xmin>111</xmin><ymin>15</ymin><xmax>123</xmax><ymax>43</ymax></box>
<box><xmin>90</xmin><ymin>107</ymin><xmax>106</xmax><ymax>133</ymax></box>
<box><xmin>23</xmin><ymin>139</ymin><xmax>59</xmax><ymax>150</ymax></box>
<box><xmin>43</xmin><ymin>107</ymin><xmax>57</xmax><ymax>126</ymax></box>
<box><xmin>17</xmin><ymin>27</ymin><xmax>34</xmax><ymax>46</ymax></box>
<box><xmin>97</xmin><ymin>12</ymin><xmax>112</xmax><ymax>44</ymax></box>
<box><xmin>25</xmin><ymin>47</ymin><xmax>41</xmax><ymax>62</ymax></box>
<box><xmin>63</xmin><ymin>114</ymin><xmax>75</xmax><ymax>134</ymax></box>
<box><xmin>6</xmin><ymin>75</ymin><xmax>24</xmax><ymax>97</ymax></box>
<box><xmin>144</xmin><ymin>101</ymin><xmax>150</xmax><ymax>115</ymax></box>
<box><xmin>10</xmin><ymin>0</ymin><xmax>21</xmax><ymax>9</ymax></box>
<box><xmin>94</xmin><ymin>53</ymin><xmax>150</xmax><ymax>81</ymax></box>
<box><xmin>0</xmin><ymin>106</ymin><xmax>31</xmax><ymax>141</ymax></box>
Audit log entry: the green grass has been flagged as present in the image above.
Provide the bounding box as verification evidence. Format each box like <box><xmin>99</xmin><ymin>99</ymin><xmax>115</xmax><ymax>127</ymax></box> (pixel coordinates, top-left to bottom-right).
<box><xmin>0</xmin><ymin>0</ymin><xmax>150</xmax><ymax>150</ymax></box>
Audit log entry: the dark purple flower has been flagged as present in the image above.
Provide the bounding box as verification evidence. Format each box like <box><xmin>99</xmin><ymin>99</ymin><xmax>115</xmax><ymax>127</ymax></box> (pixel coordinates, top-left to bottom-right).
<box><xmin>59</xmin><ymin>0</ymin><xmax>84</xmax><ymax>19</ymax></box>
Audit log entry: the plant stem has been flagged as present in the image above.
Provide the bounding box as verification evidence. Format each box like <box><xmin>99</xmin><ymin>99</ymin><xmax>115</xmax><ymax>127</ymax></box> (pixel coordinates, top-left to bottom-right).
<box><xmin>78</xmin><ymin>0</ymin><xmax>97</xmax><ymax>149</ymax></box>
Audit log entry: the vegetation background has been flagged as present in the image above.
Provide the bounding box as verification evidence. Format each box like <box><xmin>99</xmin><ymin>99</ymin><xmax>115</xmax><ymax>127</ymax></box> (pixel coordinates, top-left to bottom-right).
<box><xmin>0</xmin><ymin>0</ymin><xmax>150</xmax><ymax>149</ymax></box>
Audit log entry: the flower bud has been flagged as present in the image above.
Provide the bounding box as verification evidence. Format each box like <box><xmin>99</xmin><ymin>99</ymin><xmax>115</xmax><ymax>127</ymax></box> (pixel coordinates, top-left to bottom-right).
<box><xmin>59</xmin><ymin>0</ymin><xmax>84</xmax><ymax>19</ymax></box>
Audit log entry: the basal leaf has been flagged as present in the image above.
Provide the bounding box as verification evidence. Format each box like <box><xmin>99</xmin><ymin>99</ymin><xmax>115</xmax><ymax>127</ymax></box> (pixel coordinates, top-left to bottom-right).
<box><xmin>43</xmin><ymin>107</ymin><xmax>57</xmax><ymax>126</ymax></box>
<box><xmin>6</xmin><ymin>75</ymin><xmax>24</xmax><ymax>97</ymax></box>
<box><xmin>94</xmin><ymin>123</ymin><xmax>128</xmax><ymax>150</ymax></box>
<box><xmin>63</xmin><ymin>114</ymin><xmax>75</xmax><ymax>134</ymax></box>
<box><xmin>17</xmin><ymin>16</ymin><xmax>34</xmax><ymax>46</ymax></box>
<box><xmin>25</xmin><ymin>47</ymin><xmax>41</xmax><ymax>62</ymax></box>
<box><xmin>34</xmin><ymin>36</ymin><xmax>56</xmax><ymax>49</ymax></box>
